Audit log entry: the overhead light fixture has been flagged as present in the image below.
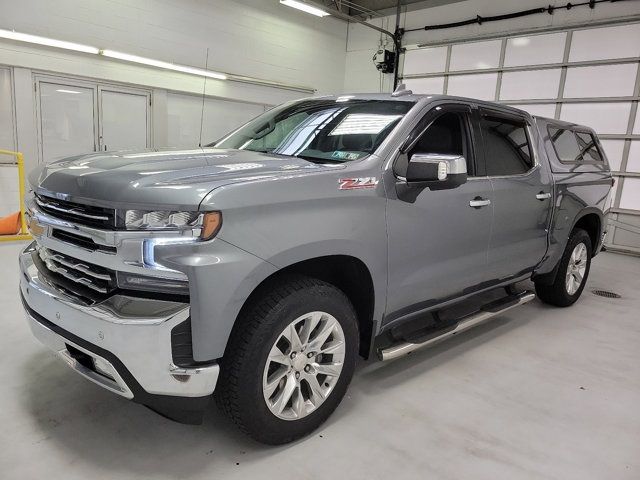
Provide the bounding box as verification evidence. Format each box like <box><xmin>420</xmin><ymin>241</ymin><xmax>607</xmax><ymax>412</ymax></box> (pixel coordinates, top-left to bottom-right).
<box><xmin>0</xmin><ymin>28</ymin><xmax>100</xmax><ymax>54</ymax></box>
<box><xmin>100</xmin><ymin>50</ymin><xmax>227</xmax><ymax>80</ymax></box>
<box><xmin>279</xmin><ymin>0</ymin><xmax>330</xmax><ymax>17</ymax></box>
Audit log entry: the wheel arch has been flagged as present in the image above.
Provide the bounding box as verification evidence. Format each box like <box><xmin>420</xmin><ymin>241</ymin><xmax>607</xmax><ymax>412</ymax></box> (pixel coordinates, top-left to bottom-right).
<box><xmin>571</xmin><ymin>208</ymin><xmax>604</xmax><ymax>255</ymax></box>
<box><xmin>229</xmin><ymin>254</ymin><xmax>377</xmax><ymax>359</ymax></box>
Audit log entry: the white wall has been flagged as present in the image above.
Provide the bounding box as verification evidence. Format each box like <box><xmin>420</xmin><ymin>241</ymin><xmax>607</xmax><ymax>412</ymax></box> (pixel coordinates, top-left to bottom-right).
<box><xmin>0</xmin><ymin>0</ymin><xmax>350</xmax><ymax>218</ymax></box>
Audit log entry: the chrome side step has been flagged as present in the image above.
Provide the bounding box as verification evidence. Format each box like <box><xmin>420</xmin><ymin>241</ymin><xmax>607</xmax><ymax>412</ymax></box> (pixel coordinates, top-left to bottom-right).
<box><xmin>379</xmin><ymin>291</ymin><xmax>536</xmax><ymax>361</ymax></box>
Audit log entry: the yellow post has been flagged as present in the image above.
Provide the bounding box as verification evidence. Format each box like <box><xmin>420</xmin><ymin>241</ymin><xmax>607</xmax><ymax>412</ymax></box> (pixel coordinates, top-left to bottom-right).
<box><xmin>0</xmin><ymin>148</ymin><xmax>32</xmax><ymax>242</ymax></box>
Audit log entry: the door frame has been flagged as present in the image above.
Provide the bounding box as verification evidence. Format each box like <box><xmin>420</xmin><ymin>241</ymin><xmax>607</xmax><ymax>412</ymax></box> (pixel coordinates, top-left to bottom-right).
<box><xmin>34</xmin><ymin>73</ymin><xmax>152</xmax><ymax>163</ymax></box>
<box><xmin>97</xmin><ymin>84</ymin><xmax>152</xmax><ymax>151</ymax></box>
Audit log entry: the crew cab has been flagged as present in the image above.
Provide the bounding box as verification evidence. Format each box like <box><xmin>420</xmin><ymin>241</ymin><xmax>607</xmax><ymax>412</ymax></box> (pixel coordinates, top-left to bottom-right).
<box><xmin>20</xmin><ymin>91</ymin><xmax>612</xmax><ymax>444</ymax></box>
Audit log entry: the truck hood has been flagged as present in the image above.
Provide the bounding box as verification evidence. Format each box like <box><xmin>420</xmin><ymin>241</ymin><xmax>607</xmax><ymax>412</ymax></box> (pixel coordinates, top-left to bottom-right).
<box><xmin>31</xmin><ymin>148</ymin><xmax>343</xmax><ymax>209</ymax></box>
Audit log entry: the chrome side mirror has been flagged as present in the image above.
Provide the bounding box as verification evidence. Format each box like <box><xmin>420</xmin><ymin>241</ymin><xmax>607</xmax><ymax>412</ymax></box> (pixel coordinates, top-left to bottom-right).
<box><xmin>406</xmin><ymin>153</ymin><xmax>467</xmax><ymax>189</ymax></box>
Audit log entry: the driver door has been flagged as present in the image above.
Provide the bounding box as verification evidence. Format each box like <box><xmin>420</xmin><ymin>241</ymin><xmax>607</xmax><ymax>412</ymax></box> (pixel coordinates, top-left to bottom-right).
<box><xmin>384</xmin><ymin>104</ymin><xmax>494</xmax><ymax>325</ymax></box>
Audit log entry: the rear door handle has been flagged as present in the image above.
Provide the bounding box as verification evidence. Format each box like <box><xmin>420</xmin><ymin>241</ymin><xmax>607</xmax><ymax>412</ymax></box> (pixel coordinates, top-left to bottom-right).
<box><xmin>536</xmin><ymin>192</ymin><xmax>551</xmax><ymax>200</ymax></box>
<box><xmin>469</xmin><ymin>197</ymin><xmax>491</xmax><ymax>208</ymax></box>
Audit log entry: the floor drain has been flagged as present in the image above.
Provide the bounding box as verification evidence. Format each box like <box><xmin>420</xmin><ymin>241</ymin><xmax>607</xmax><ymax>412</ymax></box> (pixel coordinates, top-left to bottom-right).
<box><xmin>592</xmin><ymin>290</ymin><xmax>621</xmax><ymax>299</ymax></box>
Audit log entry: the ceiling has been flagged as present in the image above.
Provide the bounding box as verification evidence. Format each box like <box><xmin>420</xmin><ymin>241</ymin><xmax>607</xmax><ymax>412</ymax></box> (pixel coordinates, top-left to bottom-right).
<box><xmin>318</xmin><ymin>0</ymin><xmax>465</xmax><ymax>17</ymax></box>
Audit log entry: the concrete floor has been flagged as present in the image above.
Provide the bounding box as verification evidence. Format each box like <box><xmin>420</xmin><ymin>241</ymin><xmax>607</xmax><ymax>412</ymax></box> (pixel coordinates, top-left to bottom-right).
<box><xmin>0</xmin><ymin>241</ymin><xmax>638</xmax><ymax>480</ymax></box>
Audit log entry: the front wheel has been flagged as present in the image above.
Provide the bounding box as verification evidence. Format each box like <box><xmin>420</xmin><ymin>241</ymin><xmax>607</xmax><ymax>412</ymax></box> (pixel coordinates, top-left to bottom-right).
<box><xmin>215</xmin><ymin>275</ymin><xmax>358</xmax><ymax>445</ymax></box>
<box><xmin>535</xmin><ymin>228</ymin><xmax>592</xmax><ymax>307</ymax></box>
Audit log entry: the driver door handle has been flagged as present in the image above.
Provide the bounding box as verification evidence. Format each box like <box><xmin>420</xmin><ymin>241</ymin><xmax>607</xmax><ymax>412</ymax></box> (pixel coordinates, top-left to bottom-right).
<box><xmin>469</xmin><ymin>197</ymin><xmax>491</xmax><ymax>208</ymax></box>
<box><xmin>536</xmin><ymin>192</ymin><xmax>552</xmax><ymax>200</ymax></box>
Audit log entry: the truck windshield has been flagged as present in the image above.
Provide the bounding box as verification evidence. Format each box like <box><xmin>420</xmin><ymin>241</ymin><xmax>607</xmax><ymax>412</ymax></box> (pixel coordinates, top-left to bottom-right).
<box><xmin>212</xmin><ymin>99</ymin><xmax>414</xmax><ymax>163</ymax></box>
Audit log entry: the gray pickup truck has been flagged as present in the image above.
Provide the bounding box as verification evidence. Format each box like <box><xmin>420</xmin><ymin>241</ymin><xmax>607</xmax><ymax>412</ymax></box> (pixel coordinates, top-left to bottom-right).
<box><xmin>20</xmin><ymin>91</ymin><xmax>612</xmax><ymax>444</ymax></box>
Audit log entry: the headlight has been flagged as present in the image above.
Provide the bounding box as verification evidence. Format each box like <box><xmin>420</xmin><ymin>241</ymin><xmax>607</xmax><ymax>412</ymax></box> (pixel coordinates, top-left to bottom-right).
<box><xmin>123</xmin><ymin>210</ymin><xmax>222</xmax><ymax>240</ymax></box>
<box><xmin>124</xmin><ymin>210</ymin><xmax>201</xmax><ymax>229</ymax></box>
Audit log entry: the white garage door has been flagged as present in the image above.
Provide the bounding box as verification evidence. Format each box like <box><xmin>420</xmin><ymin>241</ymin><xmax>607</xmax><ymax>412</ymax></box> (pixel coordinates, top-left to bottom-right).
<box><xmin>402</xmin><ymin>21</ymin><xmax>640</xmax><ymax>254</ymax></box>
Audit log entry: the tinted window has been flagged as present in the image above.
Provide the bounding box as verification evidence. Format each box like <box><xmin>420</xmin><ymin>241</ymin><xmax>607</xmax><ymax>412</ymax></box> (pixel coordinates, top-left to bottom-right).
<box><xmin>575</xmin><ymin>131</ymin><xmax>603</xmax><ymax>162</ymax></box>
<box><xmin>481</xmin><ymin>116</ymin><xmax>533</xmax><ymax>176</ymax></box>
<box><xmin>548</xmin><ymin>127</ymin><xmax>603</xmax><ymax>163</ymax></box>
<box><xmin>395</xmin><ymin>111</ymin><xmax>471</xmax><ymax>176</ymax></box>
<box><xmin>411</xmin><ymin>112</ymin><xmax>464</xmax><ymax>157</ymax></box>
<box><xmin>214</xmin><ymin>99</ymin><xmax>414</xmax><ymax>164</ymax></box>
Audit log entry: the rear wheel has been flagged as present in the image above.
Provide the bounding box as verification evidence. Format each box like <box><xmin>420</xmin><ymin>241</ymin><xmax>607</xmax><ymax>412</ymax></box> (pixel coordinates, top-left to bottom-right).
<box><xmin>215</xmin><ymin>275</ymin><xmax>358</xmax><ymax>445</ymax></box>
<box><xmin>535</xmin><ymin>228</ymin><xmax>592</xmax><ymax>307</ymax></box>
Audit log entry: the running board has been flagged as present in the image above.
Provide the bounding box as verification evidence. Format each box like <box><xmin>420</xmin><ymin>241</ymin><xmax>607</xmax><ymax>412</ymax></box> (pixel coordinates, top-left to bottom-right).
<box><xmin>378</xmin><ymin>291</ymin><xmax>536</xmax><ymax>361</ymax></box>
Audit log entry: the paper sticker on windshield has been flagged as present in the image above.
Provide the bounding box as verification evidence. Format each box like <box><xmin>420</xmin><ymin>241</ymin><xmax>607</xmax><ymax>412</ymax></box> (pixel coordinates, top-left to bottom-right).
<box><xmin>332</xmin><ymin>151</ymin><xmax>361</xmax><ymax>160</ymax></box>
<box><xmin>339</xmin><ymin>177</ymin><xmax>379</xmax><ymax>190</ymax></box>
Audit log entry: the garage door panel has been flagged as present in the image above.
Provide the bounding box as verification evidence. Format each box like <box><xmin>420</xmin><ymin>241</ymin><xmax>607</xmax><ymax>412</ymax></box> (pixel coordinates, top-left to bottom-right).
<box><xmin>403</xmin><ymin>47</ymin><xmax>447</xmax><ymax>75</ymax></box>
<box><xmin>510</xmin><ymin>104</ymin><xmax>556</xmax><ymax>118</ymax></box>
<box><xmin>569</xmin><ymin>23</ymin><xmax>640</xmax><ymax>62</ymax></box>
<box><xmin>448</xmin><ymin>73</ymin><xmax>497</xmax><ymax>100</ymax></box>
<box><xmin>500</xmin><ymin>69</ymin><xmax>561</xmax><ymax>100</ymax></box>
<box><xmin>450</xmin><ymin>40</ymin><xmax>501</xmax><ymax>71</ymax></box>
<box><xmin>404</xmin><ymin>77</ymin><xmax>445</xmax><ymax>95</ymax></box>
<box><xmin>599</xmin><ymin>139</ymin><xmax>626</xmax><ymax>171</ymax></box>
<box><xmin>619</xmin><ymin>178</ymin><xmax>640</xmax><ymax>210</ymax></box>
<box><xmin>560</xmin><ymin>103</ymin><xmax>632</xmax><ymax>135</ymax></box>
<box><xmin>626</xmin><ymin>141</ymin><xmax>640</xmax><ymax>173</ymax></box>
<box><xmin>504</xmin><ymin>32</ymin><xmax>566</xmax><ymax>67</ymax></box>
<box><xmin>563</xmin><ymin>64</ymin><xmax>638</xmax><ymax>98</ymax></box>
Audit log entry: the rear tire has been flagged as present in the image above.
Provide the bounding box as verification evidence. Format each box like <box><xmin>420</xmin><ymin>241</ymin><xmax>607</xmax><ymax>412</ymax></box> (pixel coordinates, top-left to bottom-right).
<box><xmin>215</xmin><ymin>275</ymin><xmax>358</xmax><ymax>445</ymax></box>
<box><xmin>535</xmin><ymin>228</ymin><xmax>592</xmax><ymax>307</ymax></box>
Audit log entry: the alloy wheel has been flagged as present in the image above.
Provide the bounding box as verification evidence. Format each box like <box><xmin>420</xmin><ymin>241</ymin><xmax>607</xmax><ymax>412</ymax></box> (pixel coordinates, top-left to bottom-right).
<box><xmin>566</xmin><ymin>242</ymin><xmax>588</xmax><ymax>295</ymax></box>
<box><xmin>262</xmin><ymin>311</ymin><xmax>345</xmax><ymax>421</ymax></box>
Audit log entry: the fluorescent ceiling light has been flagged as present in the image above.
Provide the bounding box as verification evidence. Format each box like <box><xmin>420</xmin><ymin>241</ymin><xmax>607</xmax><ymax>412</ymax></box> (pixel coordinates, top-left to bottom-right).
<box><xmin>56</xmin><ymin>89</ymin><xmax>82</xmax><ymax>94</ymax></box>
<box><xmin>280</xmin><ymin>0</ymin><xmax>330</xmax><ymax>17</ymax></box>
<box><xmin>0</xmin><ymin>28</ymin><xmax>100</xmax><ymax>54</ymax></box>
<box><xmin>101</xmin><ymin>49</ymin><xmax>227</xmax><ymax>80</ymax></box>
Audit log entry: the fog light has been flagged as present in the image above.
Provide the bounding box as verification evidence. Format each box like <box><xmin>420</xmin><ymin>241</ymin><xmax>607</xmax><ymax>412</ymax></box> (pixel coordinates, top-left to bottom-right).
<box><xmin>93</xmin><ymin>357</ymin><xmax>117</xmax><ymax>380</ymax></box>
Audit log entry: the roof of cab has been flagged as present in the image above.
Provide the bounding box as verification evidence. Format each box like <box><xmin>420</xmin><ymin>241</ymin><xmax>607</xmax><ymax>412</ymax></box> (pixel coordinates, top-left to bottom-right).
<box><xmin>312</xmin><ymin>92</ymin><xmax>533</xmax><ymax>116</ymax></box>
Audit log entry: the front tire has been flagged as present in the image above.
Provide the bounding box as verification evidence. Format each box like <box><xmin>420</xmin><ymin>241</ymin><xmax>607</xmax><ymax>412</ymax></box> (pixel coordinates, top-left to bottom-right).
<box><xmin>535</xmin><ymin>228</ymin><xmax>592</xmax><ymax>307</ymax></box>
<box><xmin>215</xmin><ymin>275</ymin><xmax>359</xmax><ymax>445</ymax></box>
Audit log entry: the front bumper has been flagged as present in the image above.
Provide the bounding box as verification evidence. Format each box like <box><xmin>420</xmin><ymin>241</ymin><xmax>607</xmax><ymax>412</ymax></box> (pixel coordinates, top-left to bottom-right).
<box><xmin>20</xmin><ymin>245</ymin><xmax>219</xmax><ymax>423</ymax></box>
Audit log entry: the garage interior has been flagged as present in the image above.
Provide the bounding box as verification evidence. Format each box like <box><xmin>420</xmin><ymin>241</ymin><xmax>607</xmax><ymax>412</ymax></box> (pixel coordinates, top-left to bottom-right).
<box><xmin>1</xmin><ymin>0</ymin><xmax>639</xmax><ymax>478</ymax></box>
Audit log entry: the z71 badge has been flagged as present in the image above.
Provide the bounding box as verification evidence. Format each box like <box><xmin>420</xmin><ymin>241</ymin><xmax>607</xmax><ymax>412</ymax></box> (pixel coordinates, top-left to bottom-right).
<box><xmin>338</xmin><ymin>177</ymin><xmax>379</xmax><ymax>190</ymax></box>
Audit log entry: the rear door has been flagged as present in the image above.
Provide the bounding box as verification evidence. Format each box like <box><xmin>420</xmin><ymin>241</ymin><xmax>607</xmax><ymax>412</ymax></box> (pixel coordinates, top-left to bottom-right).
<box><xmin>478</xmin><ymin>107</ymin><xmax>552</xmax><ymax>280</ymax></box>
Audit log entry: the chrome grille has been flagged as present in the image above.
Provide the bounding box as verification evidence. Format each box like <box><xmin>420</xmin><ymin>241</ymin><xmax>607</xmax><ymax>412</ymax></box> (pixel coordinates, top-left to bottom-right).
<box><xmin>37</xmin><ymin>247</ymin><xmax>116</xmax><ymax>295</ymax></box>
<box><xmin>35</xmin><ymin>194</ymin><xmax>115</xmax><ymax>229</ymax></box>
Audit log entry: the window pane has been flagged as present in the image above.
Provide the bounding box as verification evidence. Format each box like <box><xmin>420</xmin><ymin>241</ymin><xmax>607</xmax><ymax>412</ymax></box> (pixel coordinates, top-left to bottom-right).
<box><xmin>482</xmin><ymin>116</ymin><xmax>532</xmax><ymax>175</ymax></box>
<box><xmin>500</xmin><ymin>69</ymin><xmax>561</xmax><ymax>100</ymax></box>
<box><xmin>508</xmin><ymin>103</ymin><xmax>556</xmax><ymax>118</ymax></box>
<box><xmin>560</xmin><ymin>103</ymin><xmax>632</xmax><ymax>135</ymax></box>
<box><xmin>403</xmin><ymin>47</ymin><xmax>447</xmax><ymax>75</ymax></box>
<box><xmin>39</xmin><ymin>82</ymin><xmax>96</xmax><ymax>163</ymax></box>
<box><xmin>575</xmin><ymin>132</ymin><xmax>603</xmax><ymax>162</ymax></box>
<box><xmin>564</xmin><ymin>64</ymin><xmax>637</xmax><ymax>98</ymax></box>
<box><xmin>404</xmin><ymin>76</ymin><xmax>445</xmax><ymax>94</ymax></box>
<box><xmin>447</xmin><ymin>73</ymin><xmax>498</xmax><ymax>100</ymax></box>
<box><xmin>569</xmin><ymin>24</ymin><xmax>640</xmax><ymax>62</ymax></box>
<box><xmin>413</xmin><ymin>113</ymin><xmax>464</xmax><ymax>156</ymax></box>
<box><xmin>549</xmin><ymin>127</ymin><xmax>581</xmax><ymax>162</ymax></box>
<box><xmin>634</xmin><ymin>108</ymin><xmax>640</xmax><ymax>135</ymax></box>
<box><xmin>450</xmin><ymin>40</ymin><xmax>501</xmax><ymax>71</ymax></box>
<box><xmin>504</xmin><ymin>32</ymin><xmax>566</xmax><ymax>67</ymax></box>
<box><xmin>599</xmin><ymin>139</ymin><xmax>626</xmax><ymax>171</ymax></box>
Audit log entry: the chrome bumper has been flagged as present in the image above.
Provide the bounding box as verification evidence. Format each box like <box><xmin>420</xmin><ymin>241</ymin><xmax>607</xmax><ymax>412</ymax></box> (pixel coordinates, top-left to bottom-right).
<box><xmin>20</xmin><ymin>246</ymin><xmax>219</xmax><ymax>400</ymax></box>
